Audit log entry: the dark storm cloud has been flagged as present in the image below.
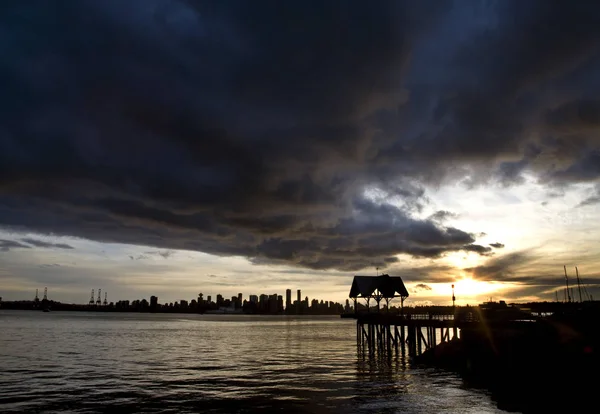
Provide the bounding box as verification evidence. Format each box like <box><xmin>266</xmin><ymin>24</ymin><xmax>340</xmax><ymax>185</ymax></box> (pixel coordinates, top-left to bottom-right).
<box><xmin>21</xmin><ymin>238</ymin><xmax>74</xmax><ymax>249</ymax></box>
<box><xmin>414</xmin><ymin>283</ymin><xmax>432</xmax><ymax>291</ymax></box>
<box><xmin>1</xmin><ymin>1</ymin><xmax>600</xmax><ymax>271</ymax></box>
<box><xmin>145</xmin><ymin>250</ymin><xmax>175</xmax><ymax>259</ymax></box>
<box><xmin>577</xmin><ymin>184</ymin><xmax>600</xmax><ymax>207</ymax></box>
<box><xmin>0</xmin><ymin>239</ymin><xmax>32</xmax><ymax>252</ymax></box>
<box><xmin>129</xmin><ymin>254</ymin><xmax>150</xmax><ymax>260</ymax></box>
<box><xmin>386</xmin><ymin>264</ymin><xmax>456</xmax><ymax>284</ymax></box>
<box><xmin>464</xmin><ymin>251</ymin><xmax>538</xmax><ymax>282</ymax></box>
<box><xmin>578</xmin><ymin>195</ymin><xmax>600</xmax><ymax>207</ymax></box>
<box><xmin>429</xmin><ymin>210</ymin><xmax>459</xmax><ymax>223</ymax></box>
<box><xmin>490</xmin><ymin>243</ymin><xmax>505</xmax><ymax>249</ymax></box>
<box><xmin>387</xmin><ymin>1</ymin><xmax>600</xmax><ymax>187</ymax></box>
<box><xmin>462</xmin><ymin>244</ymin><xmax>493</xmax><ymax>256</ymax></box>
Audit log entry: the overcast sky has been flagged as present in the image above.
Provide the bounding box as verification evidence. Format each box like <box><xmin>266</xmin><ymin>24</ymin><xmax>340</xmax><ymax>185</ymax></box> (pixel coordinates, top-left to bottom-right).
<box><xmin>2</xmin><ymin>1</ymin><xmax>600</xmax><ymax>306</ymax></box>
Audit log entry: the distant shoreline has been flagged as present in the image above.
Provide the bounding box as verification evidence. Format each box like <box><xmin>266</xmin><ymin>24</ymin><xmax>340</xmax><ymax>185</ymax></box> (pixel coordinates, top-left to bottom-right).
<box><xmin>2</xmin><ymin>299</ymin><xmax>589</xmax><ymax>316</ymax></box>
<box><xmin>0</xmin><ymin>302</ymin><xmax>346</xmax><ymax>317</ymax></box>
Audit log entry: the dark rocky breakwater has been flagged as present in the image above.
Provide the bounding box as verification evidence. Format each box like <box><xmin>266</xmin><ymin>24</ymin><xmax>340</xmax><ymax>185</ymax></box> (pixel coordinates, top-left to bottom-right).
<box><xmin>416</xmin><ymin>306</ymin><xmax>600</xmax><ymax>413</ymax></box>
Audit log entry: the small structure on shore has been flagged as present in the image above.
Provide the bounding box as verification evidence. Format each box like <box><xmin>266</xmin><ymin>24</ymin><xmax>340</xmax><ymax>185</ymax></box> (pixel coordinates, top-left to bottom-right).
<box><xmin>349</xmin><ymin>274</ymin><xmax>409</xmax><ymax>312</ymax></box>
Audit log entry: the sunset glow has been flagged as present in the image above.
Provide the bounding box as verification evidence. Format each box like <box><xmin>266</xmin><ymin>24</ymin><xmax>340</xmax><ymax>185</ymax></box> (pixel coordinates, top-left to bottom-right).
<box><xmin>452</xmin><ymin>278</ymin><xmax>502</xmax><ymax>299</ymax></box>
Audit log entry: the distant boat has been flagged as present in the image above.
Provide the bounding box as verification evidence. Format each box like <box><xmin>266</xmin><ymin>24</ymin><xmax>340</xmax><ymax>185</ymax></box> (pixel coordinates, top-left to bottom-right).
<box><xmin>42</xmin><ymin>307</ymin><xmax>50</xmax><ymax>312</ymax></box>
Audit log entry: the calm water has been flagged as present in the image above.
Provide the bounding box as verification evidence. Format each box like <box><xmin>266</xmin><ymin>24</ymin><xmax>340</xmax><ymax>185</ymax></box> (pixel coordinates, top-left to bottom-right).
<box><xmin>0</xmin><ymin>311</ymin><xmax>506</xmax><ymax>413</ymax></box>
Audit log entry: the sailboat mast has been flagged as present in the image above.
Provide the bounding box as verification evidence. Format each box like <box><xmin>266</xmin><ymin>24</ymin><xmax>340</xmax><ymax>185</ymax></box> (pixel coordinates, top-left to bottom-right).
<box><xmin>575</xmin><ymin>267</ymin><xmax>583</xmax><ymax>303</ymax></box>
<box><xmin>564</xmin><ymin>266</ymin><xmax>571</xmax><ymax>302</ymax></box>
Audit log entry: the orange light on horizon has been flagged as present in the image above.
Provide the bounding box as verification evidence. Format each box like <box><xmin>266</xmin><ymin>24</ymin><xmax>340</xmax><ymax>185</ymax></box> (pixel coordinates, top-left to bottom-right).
<box><xmin>452</xmin><ymin>277</ymin><xmax>502</xmax><ymax>298</ymax></box>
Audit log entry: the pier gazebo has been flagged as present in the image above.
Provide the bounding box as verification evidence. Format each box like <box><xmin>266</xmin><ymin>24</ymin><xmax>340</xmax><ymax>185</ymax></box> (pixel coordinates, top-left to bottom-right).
<box><xmin>349</xmin><ymin>274</ymin><xmax>409</xmax><ymax>313</ymax></box>
<box><xmin>348</xmin><ymin>275</ymin><xmax>458</xmax><ymax>357</ymax></box>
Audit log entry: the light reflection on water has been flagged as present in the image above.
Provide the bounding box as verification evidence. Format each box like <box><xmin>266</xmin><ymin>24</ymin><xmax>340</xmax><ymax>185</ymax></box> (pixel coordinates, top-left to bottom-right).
<box><xmin>0</xmin><ymin>311</ymin><xmax>506</xmax><ymax>413</ymax></box>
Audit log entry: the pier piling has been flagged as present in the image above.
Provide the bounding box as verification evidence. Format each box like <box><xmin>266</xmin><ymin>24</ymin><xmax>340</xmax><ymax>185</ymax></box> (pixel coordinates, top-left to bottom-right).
<box><xmin>355</xmin><ymin>313</ymin><xmax>458</xmax><ymax>358</ymax></box>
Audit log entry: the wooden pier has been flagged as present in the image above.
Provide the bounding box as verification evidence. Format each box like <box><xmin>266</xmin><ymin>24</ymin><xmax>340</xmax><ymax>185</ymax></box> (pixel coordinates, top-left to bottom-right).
<box><xmin>348</xmin><ymin>274</ymin><xmax>459</xmax><ymax>357</ymax></box>
<box><xmin>354</xmin><ymin>313</ymin><xmax>459</xmax><ymax>357</ymax></box>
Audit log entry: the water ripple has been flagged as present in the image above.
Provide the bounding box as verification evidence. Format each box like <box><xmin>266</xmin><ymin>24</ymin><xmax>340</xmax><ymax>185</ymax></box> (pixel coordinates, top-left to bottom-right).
<box><xmin>0</xmin><ymin>311</ymin><xmax>505</xmax><ymax>413</ymax></box>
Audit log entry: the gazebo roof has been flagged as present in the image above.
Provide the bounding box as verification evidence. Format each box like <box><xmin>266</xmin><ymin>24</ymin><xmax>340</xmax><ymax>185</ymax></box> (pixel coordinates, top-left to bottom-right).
<box><xmin>349</xmin><ymin>274</ymin><xmax>409</xmax><ymax>299</ymax></box>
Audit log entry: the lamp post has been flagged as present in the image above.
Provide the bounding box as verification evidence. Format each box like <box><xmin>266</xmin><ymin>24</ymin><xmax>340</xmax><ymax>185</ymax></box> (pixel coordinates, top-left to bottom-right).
<box><xmin>452</xmin><ymin>284</ymin><xmax>458</xmax><ymax>339</ymax></box>
<box><xmin>452</xmin><ymin>284</ymin><xmax>456</xmax><ymax>308</ymax></box>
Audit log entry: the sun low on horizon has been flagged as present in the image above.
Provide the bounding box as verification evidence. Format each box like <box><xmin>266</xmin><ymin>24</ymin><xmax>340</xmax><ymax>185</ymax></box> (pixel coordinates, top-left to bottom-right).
<box><xmin>452</xmin><ymin>278</ymin><xmax>508</xmax><ymax>303</ymax></box>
